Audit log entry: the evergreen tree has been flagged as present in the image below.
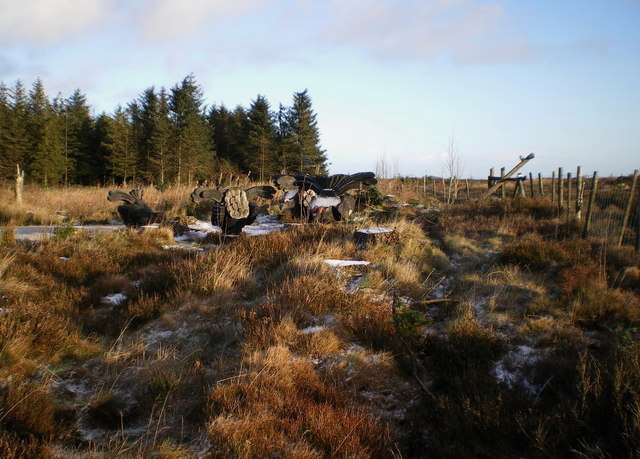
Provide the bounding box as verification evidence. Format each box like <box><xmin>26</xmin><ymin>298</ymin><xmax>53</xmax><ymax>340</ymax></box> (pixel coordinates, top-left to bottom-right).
<box><xmin>134</xmin><ymin>87</ymin><xmax>156</xmax><ymax>183</ymax></box>
<box><xmin>245</xmin><ymin>95</ymin><xmax>277</xmax><ymax>182</ymax></box>
<box><xmin>148</xmin><ymin>88</ymin><xmax>172</xmax><ymax>186</ymax></box>
<box><xmin>284</xmin><ymin>90</ymin><xmax>327</xmax><ymax>174</ymax></box>
<box><xmin>103</xmin><ymin>105</ymin><xmax>136</xmax><ymax>184</ymax></box>
<box><xmin>65</xmin><ymin>89</ymin><xmax>98</xmax><ymax>184</ymax></box>
<box><xmin>169</xmin><ymin>74</ymin><xmax>214</xmax><ymax>185</ymax></box>
<box><xmin>275</xmin><ymin>102</ymin><xmax>292</xmax><ymax>174</ymax></box>
<box><xmin>127</xmin><ymin>99</ymin><xmax>145</xmax><ymax>181</ymax></box>
<box><xmin>0</xmin><ymin>81</ymin><xmax>31</xmax><ymax>180</ymax></box>
<box><xmin>27</xmin><ymin>81</ymin><xmax>66</xmax><ymax>185</ymax></box>
<box><xmin>0</xmin><ymin>82</ymin><xmax>13</xmax><ymax>180</ymax></box>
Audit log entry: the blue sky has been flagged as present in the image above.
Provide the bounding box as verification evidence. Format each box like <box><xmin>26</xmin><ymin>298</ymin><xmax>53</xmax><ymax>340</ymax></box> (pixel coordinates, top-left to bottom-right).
<box><xmin>1</xmin><ymin>0</ymin><xmax>638</xmax><ymax>178</ymax></box>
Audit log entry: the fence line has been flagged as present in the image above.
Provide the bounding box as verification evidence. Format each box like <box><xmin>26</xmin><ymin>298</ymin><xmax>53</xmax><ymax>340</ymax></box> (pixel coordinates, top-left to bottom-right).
<box><xmin>391</xmin><ymin>167</ymin><xmax>639</xmax><ymax>251</ymax></box>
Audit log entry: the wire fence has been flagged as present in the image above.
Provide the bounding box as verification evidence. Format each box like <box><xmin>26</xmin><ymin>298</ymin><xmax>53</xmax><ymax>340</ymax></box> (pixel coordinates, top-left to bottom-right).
<box><xmin>383</xmin><ymin>168</ymin><xmax>640</xmax><ymax>251</ymax></box>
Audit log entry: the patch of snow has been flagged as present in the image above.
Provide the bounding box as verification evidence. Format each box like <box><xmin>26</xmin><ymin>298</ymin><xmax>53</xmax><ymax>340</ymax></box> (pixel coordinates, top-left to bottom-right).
<box><xmin>346</xmin><ymin>343</ymin><xmax>364</xmax><ymax>354</ymax></box>
<box><xmin>346</xmin><ymin>275</ymin><xmax>366</xmax><ymax>293</ymax></box>
<box><xmin>59</xmin><ymin>256</ymin><xmax>70</xmax><ymax>261</ymax></box>
<box><xmin>242</xmin><ymin>223</ymin><xmax>287</xmax><ymax>236</ymax></box>
<box><xmin>256</xmin><ymin>214</ymin><xmax>281</xmax><ymax>223</ymax></box>
<box><xmin>0</xmin><ymin>308</ymin><xmax>7</xmax><ymax>316</ymax></box>
<box><xmin>356</xmin><ymin>227</ymin><xmax>394</xmax><ymax>235</ymax></box>
<box><xmin>162</xmin><ymin>244</ymin><xmax>204</xmax><ymax>251</ymax></box>
<box><xmin>188</xmin><ymin>220</ymin><xmax>221</xmax><ymax>233</ymax></box>
<box><xmin>492</xmin><ymin>344</ymin><xmax>541</xmax><ymax>395</ymax></box>
<box><xmin>300</xmin><ymin>325</ymin><xmax>325</xmax><ymax>334</ymax></box>
<box><xmin>101</xmin><ymin>293</ymin><xmax>127</xmax><ymax>305</ymax></box>
<box><xmin>140</xmin><ymin>224</ymin><xmax>161</xmax><ymax>229</ymax></box>
<box><xmin>324</xmin><ymin>259</ymin><xmax>371</xmax><ymax>268</ymax></box>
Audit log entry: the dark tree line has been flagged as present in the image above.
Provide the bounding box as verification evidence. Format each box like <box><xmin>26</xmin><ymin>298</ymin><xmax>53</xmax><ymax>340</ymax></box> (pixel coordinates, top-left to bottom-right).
<box><xmin>0</xmin><ymin>74</ymin><xmax>327</xmax><ymax>186</ymax></box>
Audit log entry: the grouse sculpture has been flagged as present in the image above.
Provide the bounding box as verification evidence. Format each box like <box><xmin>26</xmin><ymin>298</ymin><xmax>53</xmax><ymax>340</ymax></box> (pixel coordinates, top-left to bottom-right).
<box><xmin>190</xmin><ymin>185</ymin><xmax>276</xmax><ymax>234</ymax></box>
<box><xmin>272</xmin><ymin>174</ymin><xmax>318</xmax><ymax>222</ymax></box>
<box><xmin>294</xmin><ymin>172</ymin><xmax>377</xmax><ymax>221</ymax></box>
<box><xmin>107</xmin><ymin>189</ymin><xmax>165</xmax><ymax>227</ymax></box>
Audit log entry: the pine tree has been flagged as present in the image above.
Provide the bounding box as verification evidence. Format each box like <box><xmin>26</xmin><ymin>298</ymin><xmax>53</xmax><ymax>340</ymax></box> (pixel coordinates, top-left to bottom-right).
<box><xmin>0</xmin><ymin>81</ymin><xmax>31</xmax><ymax>180</ymax></box>
<box><xmin>169</xmin><ymin>74</ymin><xmax>214</xmax><ymax>185</ymax></box>
<box><xmin>246</xmin><ymin>95</ymin><xmax>277</xmax><ymax>182</ymax></box>
<box><xmin>103</xmin><ymin>105</ymin><xmax>136</xmax><ymax>184</ymax></box>
<box><xmin>284</xmin><ymin>90</ymin><xmax>327</xmax><ymax>174</ymax></box>
<box><xmin>27</xmin><ymin>80</ymin><xmax>66</xmax><ymax>185</ymax></box>
<box><xmin>148</xmin><ymin>88</ymin><xmax>172</xmax><ymax>186</ymax></box>
<box><xmin>65</xmin><ymin>89</ymin><xmax>98</xmax><ymax>184</ymax></box>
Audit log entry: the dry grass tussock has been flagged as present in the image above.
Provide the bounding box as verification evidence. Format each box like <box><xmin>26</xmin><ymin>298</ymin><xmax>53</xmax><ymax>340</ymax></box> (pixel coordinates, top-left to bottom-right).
<box><xmin>207</xmin><ymin>345</ymin><xmax>393</xmax><ymax>458</ymax></box>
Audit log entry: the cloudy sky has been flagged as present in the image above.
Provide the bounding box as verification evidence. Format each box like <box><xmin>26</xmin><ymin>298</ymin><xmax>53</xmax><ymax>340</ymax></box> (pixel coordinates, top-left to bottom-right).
<box><xmin>1</xmin><ymin>0</ymin><xmax>638</xmax><ymax>178</ymax></box>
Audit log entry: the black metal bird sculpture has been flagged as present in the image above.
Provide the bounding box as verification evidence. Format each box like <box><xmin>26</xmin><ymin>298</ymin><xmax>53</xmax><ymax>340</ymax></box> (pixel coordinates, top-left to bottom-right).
<box><xmin>272</xmin><ymin>174</ymin><xmax>318</xmax><ymax>222</ymax></box>
<box><xmin>190</xmin><ymin>185</ymin><xmax>276</xmax><ymax>234</ymax></box>
<box><xmin>293</xmin><ymin>172</ymin><xmax>377</xmax><ymax>221</ymax></box>
<box><xmin>107</xmin><ymin>189</ymin><xmax>165</xmax><ymax>227</ymax></box>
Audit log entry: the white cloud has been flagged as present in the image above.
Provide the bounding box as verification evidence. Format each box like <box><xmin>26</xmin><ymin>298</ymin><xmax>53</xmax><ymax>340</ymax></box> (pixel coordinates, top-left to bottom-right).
<box><xmin>318</xmin><ymin>0</ymin><xmax>533</xmax><ymax>64</ymax></box>
<box><xmin>0</xmin><ymin>0</ymin><xmax>114</xmax><ymax>44</ymax></box>
<box><xmin>137</xmin><ymin>0</ymin><xmax>271</xmax><ymax>42</ymax></box>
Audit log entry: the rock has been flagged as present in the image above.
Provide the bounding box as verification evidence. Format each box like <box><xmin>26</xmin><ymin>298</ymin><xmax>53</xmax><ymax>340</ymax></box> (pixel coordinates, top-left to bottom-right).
<box><xmin>353</xmin><ymin>227</ymin><xmax>396</xmax><ymax>249</ymax></box>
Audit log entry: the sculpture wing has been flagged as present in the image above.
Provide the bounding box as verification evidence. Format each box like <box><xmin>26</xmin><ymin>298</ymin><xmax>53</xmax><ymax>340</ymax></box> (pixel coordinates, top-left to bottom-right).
<box><xmin>329</xmin><ymin>172</ymin><xmax>377</xmax><ymax>195</ymax></box>
<box><xmin>129</xmin><ymin>189</ymin><xmax>145</xmax><ymax>203</ymax></box>
<box><xmin>191</xmin><ymin>187</ymin><xmax>224</xmax><ymax>203</ymax></box>
<box><xmin>245</xmin><ymin>185</ymin><xmax>276</xmax><ymax>200</ymax></box>
<box><xmin>107</xmin><ymin>190</ymin><xmax>135</xmax><ymax>204</ymax></box>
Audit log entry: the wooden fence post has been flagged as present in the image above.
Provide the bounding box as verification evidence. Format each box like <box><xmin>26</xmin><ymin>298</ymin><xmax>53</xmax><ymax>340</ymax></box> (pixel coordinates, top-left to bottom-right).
<box><xmin>567</xmin><ymin>172</ymin><xmax>572</xmax><ymax>217</ymax></box>
<box><xmin>529</xmin><ymin>172</ymin><xmax>534</xmax><ymax>197</ymax></box>
<box><xmin>465</xmin><ymin>179</ymin><xmax>470</xmax><ymax>200</ymax></box>
<box><xmin>500</xmin><ymin>167</ymin><xmax>506</xmax><ymax>199</ymax></box>
<box><xmin>551</xmin><ymin>171</ymin><xmax>556</xmax><ymax>202</ymax></box>
<box><xmin>558</xmin><ymin>167</ymin><xmax>564</xmax><ymax>212</ymax></box>
<box><xmin>576</xmin><ymin>166</ymin><xmax>583</xmax><ymax>220</ymax></box>
<box><xmin>617</xmin><ymin>169</ymin><xmax>639</xmax><ymax>246</ymax></box>
<box><xmin>488</xmin><ymin>168</ymin><xmax>494</xmax><ymax>188</ymax></box>
<box><xmin>538</xmin><ymin>173</ymin><xmax>544</xmax><ymax>196</ymax></box>
<box><xmin>583</xmin><ymin>172</ymin><xmax>598</xmax><ymax>239</ymax></box>
<box><xmin>15</xmin><ymin>164</ymin><xmax>24</xmax><ymax>204</ymax></box>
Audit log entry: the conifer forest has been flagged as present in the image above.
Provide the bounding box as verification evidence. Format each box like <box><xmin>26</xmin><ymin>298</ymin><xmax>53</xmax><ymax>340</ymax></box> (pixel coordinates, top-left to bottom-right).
<box><xmin>0</xmin><ymin>74</ymin><xmax>328</xmax><ymax>186</ymax></box>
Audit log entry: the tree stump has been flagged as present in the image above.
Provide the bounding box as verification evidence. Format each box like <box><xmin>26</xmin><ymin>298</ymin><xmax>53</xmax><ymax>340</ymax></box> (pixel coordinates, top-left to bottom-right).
<box><xmin>353</xmin><ymin>227</ymin><xmax>396</xmax><ymax>249</ymax></box>
<box><xmin>15</xmin><ymin>164</ymin><xmax>24</xmax><ymax>204</ymax></box>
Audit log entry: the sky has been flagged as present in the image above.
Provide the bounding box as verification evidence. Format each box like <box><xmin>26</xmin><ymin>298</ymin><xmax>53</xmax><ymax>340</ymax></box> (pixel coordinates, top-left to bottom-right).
<box><xmin>1</xmin><ymin>0</ymin><xmax>639</xmax><ymax>178</ymax></box>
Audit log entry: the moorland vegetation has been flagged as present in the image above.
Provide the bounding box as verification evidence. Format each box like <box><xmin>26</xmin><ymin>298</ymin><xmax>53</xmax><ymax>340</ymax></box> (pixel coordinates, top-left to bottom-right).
<box><xmin>1</xmin><ymin>179</ymin><xmax>639</xmax><ymax>457</ymax></box>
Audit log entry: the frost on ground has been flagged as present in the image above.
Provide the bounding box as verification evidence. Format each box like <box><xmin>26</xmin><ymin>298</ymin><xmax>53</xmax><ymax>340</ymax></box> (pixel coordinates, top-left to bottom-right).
<box><xmin>324</xmin><ymin>259</ymin><xmax>371</xmax><ymax>268</ymax></box>
<box><xmin>101</xmin><ymin>293</ymin><xmax>127</xmax><ymax>305</ymax></box>
<box><xmin>355</xmin><ymin>227</ymin><xmax>394</xmax><ymax>235</ymax></box>
<box><xmin>492</xmin><ymin>344</ymin><xmax>542</xmax><ymax>395</ymax></box>
<box><xmin>242</xmin><ymin>222</ymin><xmax>287</xmax><ymax>236</ymax></box>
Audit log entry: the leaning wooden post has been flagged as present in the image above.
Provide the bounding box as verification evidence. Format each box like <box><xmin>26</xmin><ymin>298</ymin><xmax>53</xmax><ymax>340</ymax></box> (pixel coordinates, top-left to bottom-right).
<box><xmin>558</xmin><ymin>167</ymin><xmax>564</xmax><ymax>212</ymax></box>
<box><xmin>551</xmin><ymin>171</ymin><xmax>556</xmax><ymax>202</ymax></box>
<box><xmin>538</xmin><ymin>173</ymin><xmax>544</xmax><ymax>196</ymax></box>
<box><xmin>500</xmin><ymin>167</ymin><xmax>506</xmax><ymax>199</ymax></box>
<box><xmin>529</xmin><ymin>172</ymin><xmax>534</xmax><ymax>197</ymax></box>
<box><xmin>617</xmin><ymin>169</ymin><xmax>639</xmax><ymax>246</ymax></box>
<box><xmin>582</xmin><ymin>172</ymin><xmax>598</xmax><ymax>239</ymax></box>
<box><xmin>576</xmin><ymin>166</ymin><xmax>583</xmax><ymax>220</ymax></box>
<box><xmin>15</xmin><ymin>164</ymin><xmax>24</xmax><ymax>204</ymax></box>
<box><xmin>478</xmin><ymin>153</ymin><xmax>535</xmax><ymax>200</ymax></box>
